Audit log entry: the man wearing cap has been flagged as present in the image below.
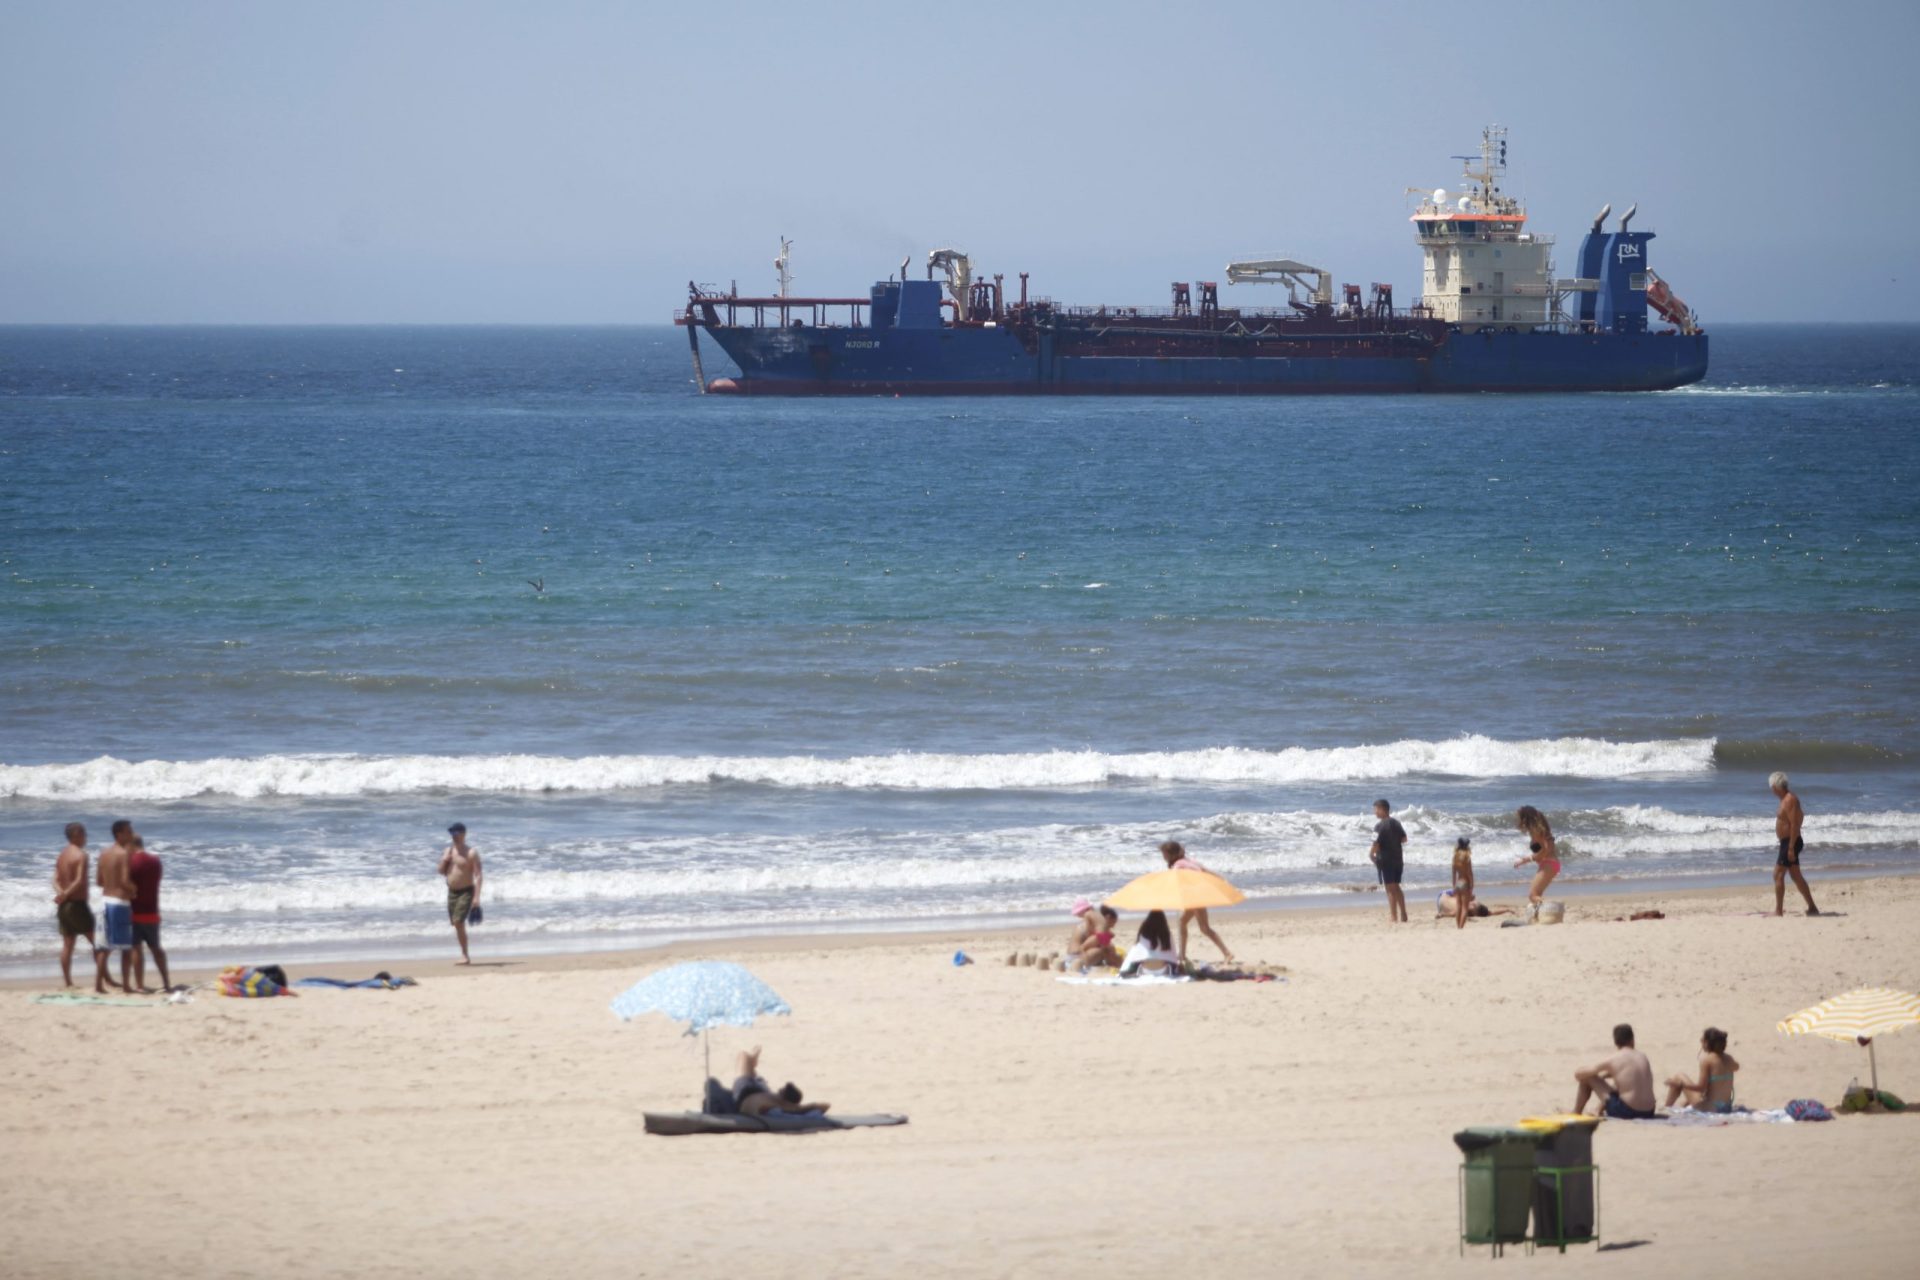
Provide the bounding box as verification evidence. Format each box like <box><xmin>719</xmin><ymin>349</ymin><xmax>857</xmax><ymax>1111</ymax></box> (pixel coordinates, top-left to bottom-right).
<box><xmin>437</xmin><ymin>823</ymin><xmax>483</xmax><ymax>964</ymax></box>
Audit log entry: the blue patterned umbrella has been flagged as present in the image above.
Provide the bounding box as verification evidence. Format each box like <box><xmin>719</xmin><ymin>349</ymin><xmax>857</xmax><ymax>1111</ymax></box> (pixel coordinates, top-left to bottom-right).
<box><xmin>609</xmin><ymin>961</ymin><xmax>791</xmax><ymax>1077</ymax></box>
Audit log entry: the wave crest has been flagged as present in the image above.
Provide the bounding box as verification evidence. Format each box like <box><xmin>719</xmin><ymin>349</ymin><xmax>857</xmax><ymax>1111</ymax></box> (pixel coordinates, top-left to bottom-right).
<box><xmin>0</xmin><ymin>736</ymin><xmax>1717</xmax><ymax>801</ymax></box>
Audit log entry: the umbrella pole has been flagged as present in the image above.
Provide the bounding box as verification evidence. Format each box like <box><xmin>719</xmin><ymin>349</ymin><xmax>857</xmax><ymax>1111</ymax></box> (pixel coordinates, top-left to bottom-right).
<box><xmin>704</xmin><ymin>1028</ymin><xmax>711</xmax><ymax>1081</ymax></box>
<box><xmin>1869</xmin><ymin>1039</ymin><xmax>1879</xmax><ymax>1096</ymax></box>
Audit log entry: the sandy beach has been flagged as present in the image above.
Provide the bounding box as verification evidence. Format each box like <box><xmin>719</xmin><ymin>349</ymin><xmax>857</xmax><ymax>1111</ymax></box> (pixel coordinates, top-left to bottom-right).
<box><xmin>2</xmin><ymin>875</ymin><xmax>1916</xmax><ymax>1278</ymax></box>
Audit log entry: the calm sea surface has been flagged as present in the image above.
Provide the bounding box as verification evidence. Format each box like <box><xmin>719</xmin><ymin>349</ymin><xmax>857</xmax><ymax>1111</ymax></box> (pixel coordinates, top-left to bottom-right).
<box><xmin>2</xmin><ymin>324</ymin><xmax>1916</xmax><ymax>967</ymax></box>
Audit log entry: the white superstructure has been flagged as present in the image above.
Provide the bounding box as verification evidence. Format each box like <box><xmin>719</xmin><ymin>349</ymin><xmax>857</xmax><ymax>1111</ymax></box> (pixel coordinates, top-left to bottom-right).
<box><xmin>1409</xmin><ymin>126</ymin><xmax>1555</xmax><ymax>330</ymax></box>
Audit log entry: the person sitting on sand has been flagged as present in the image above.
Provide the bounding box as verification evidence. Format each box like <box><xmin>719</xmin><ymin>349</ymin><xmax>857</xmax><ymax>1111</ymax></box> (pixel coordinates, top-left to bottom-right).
<box><xmin>1076</xmin><ymin>906</ymin><xmax>1121</xmax><ymax>968</ymax></box>
<box><xmin>1664</xmin><ymin>1027</ymin><xmax>1739</xmax><ymax>1113</ymax></box>
<box><xmin>1158</xmin><ymin>840</ymin><xmax>1234</xmax><ymax>962</ymax></box>
<box><xmin>1513</xmin><ymin>806</ymin><xmax>1561</xmax><ymax>917</ymax></box>
<box><xmin>1067</xmin><ymin>898</ymin><xmax>1097</xmax><ymax>954</ymax></box>
<box><xmin>732</xmin><ymin>1046</ymin><xmax>829</xmax><ymax>1118</ymax></box>
<box><xmin>1119</xmin><ymin>910</ymin><xmax>1183</xmax><ymax>977</ymax></box>
<box><xmin>1573</xmin><ymin>1023</ymin><xmax>1657</xmax><ymax>1120</ymax></box>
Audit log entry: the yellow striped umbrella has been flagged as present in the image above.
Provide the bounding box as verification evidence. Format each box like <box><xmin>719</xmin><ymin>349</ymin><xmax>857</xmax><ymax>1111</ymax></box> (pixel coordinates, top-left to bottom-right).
<box><xmin>1777</xmin><ymin>987</ymin><xmax>1920</xmax><ymax>1094</ymax></box>
<box><xmin>1106</xmin><ymin>867</ymin><xmax>1246</xmax><ymax>913</ymax></box>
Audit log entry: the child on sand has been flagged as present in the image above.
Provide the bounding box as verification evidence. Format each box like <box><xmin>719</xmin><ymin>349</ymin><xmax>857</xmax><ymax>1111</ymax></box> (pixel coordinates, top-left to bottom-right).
<box><xmin>1449</xmin><ymin>838</ymin><xmax>1474</xmax><ymax>929</ymax></box>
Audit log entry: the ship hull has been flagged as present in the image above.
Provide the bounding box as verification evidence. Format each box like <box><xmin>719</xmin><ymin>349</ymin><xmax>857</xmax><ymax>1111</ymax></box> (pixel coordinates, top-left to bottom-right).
<box><xmin>699</xmin><ymin>325</ymin><xmax>1708</xmax><ymax>395</ymax></box>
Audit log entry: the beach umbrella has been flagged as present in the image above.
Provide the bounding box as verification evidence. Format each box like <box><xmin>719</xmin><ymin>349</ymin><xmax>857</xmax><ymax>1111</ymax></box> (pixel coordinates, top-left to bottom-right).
<box><xmin>1106</xmin><ymin>867</ymin><xmax>1247</xmax><ymax>913</ymax></box>
<box><xmin>610</xmin><ymin>960</ymin><xmax>791</xmax><ymax>1078</ymax></box>
<box><xmin>1777</xmin><ymin>987</ymin><xmax>1920</xmax><ymax>1095</ymax></box>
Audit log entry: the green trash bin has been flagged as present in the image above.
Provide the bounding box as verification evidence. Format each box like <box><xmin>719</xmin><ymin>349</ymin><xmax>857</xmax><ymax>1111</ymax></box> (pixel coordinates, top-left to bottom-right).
<box><xmin>1454</xmin><ymin>1126</ymin><xmax>1535</xmax><ymax>1248</ymax></box>
<box><xmin>1519</xmin><ymin>1115</ymin><xmax>1599</xmax><ymax>1247</ymax></box>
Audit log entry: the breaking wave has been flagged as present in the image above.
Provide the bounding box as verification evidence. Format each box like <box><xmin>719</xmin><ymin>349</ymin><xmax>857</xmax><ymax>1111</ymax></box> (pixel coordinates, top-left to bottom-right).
<box><xmin>0</xmin><ymin>735</ymin><xmax>1717</xmax><ymax>801</ymax></box>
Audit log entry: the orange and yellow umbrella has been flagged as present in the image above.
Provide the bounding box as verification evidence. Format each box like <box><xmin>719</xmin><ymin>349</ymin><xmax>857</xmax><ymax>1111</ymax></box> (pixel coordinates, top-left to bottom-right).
<box><xmin>1106</xmin><ymin>867</ymin><xmax>1246</xmax><ymax>913</ymax></box>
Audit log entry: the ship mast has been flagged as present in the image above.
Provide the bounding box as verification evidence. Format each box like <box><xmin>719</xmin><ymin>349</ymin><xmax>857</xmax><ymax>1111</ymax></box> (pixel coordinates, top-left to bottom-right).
<box><xmin>774</xmin><ymin>236</ymin><xmax>793</xmax><ymax>325</ymax></box>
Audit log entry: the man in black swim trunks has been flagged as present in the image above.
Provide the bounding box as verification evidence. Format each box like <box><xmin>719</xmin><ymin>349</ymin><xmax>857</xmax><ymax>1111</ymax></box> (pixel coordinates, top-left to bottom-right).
<box><xmin>1770</xmin><ymin>772</ymin><xmax>1819</xmax><ymax>917</ymax></box>
<box><xmin>731</xmin><ymin>1046</ymin><xmax>829</xmax><ymax>1118</ymax></box>
<box><xmin>1370</xmin><ymin>799</ymin><xmax>1409</xmax><ymax>924</ymax></box>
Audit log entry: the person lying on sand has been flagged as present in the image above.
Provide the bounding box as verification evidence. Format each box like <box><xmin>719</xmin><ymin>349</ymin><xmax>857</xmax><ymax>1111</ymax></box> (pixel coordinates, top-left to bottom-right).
<box><xmin>1664</xmin><ymin>1027</ymin><xmax>1739</xmax><ymax>1113</ymax></box>
<box><xmin>1573</xmin><ymin>1023</ymin><xmax>1657</xmax><ymax>1119</ymax></box>
<box><xmin>1434</xmin><ymin>891</ymin><xmax>1515</xmax><ymax>922</ymax></box>
<box><xmin>732</xmin><ymin>1046</ymin><xmax>829</xmax><ymax>1118</ymax></box>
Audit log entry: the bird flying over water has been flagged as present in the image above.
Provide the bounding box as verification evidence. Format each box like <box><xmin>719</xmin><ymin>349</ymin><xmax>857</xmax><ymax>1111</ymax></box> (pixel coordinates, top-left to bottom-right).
<box><xmin>527</xmin><ymin>578</ymin><xmax>545</xmax><ymax>593</ymax></box>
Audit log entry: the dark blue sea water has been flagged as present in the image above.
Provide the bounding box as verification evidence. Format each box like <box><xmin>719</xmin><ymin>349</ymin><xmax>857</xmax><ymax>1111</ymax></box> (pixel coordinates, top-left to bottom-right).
<box><xmin>3</xmin><ymin>324</ymin><xmax>1917</xmax><ymax>966</ymax></box>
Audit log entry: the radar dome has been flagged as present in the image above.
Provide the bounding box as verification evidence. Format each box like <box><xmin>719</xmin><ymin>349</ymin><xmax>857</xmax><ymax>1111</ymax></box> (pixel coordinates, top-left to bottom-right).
<box><xmin>1457</xmin><ymin>195</ymin><xmax>1472</xmax><ymax>211</ymax></box>
<box><xmin>1432</xmin><ymin>188</ymin><xmax>1447</xmax><ymax>203</ymax></box>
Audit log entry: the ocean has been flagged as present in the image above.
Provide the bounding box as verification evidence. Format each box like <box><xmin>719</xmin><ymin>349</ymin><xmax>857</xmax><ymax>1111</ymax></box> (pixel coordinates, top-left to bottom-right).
<box><xmin>2</xmin><ymin>323</ymin><xmax>1917</xmax><ymax>970</ymax></box>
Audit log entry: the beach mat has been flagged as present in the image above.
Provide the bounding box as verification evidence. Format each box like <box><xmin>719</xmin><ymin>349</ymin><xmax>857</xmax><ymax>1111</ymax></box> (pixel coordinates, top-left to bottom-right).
<box><xmin>1622</xmin><ymin>1107</ymin><xmax>1796</xmax><ymax>1127</ymax></box>
<box><xmin>1055</xmin><ymin>973</ymin><xmax>1191</xmax><ymax>986</ymax></box>
<box><xmin>32</xmin><ymin>993</ymin><xmax>155</xmax><ymax>1007</ymax></box>
<box><xmin>643</xmin><ymin>1111</ymin><xmax>908</xmax><ymax>1136</ymax></box>
<box><xmin>293</xmin><ymin>975</ymin><xmax>418</xmax><ymax>990</ymax></box>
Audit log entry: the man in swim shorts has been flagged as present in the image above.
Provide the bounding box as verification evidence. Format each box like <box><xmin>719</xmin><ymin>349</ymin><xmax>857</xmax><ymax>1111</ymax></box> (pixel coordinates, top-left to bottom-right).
<box><xmin>1573</xmin><ymin>1023</ymin><xmax>1658</xmax><ymax>1119</ymax></box>
<box><xmin>438</xmin><ymin>822</ymin><xmax>483</xmax><ymax>964</ymax></box>
<box><xmin>1770</xmin><ymin>772</ymin><xmax>1819</xmax><ymax>917</ymax></box>
<box><xmin>1370</xmin><ymin>799</ymin><xmax>1409</xmax><ymax>924</ymax></box>
<box><xmin>95</xmin><ymin>819</ymin><xmax>137</xmax><ymax>993</ymax></box>
<box><xmin>730</xmin><ymin>1045</ymin><xmax>829</xmax><ymax>1119</ymax></box>
<box><xmin>52</xmin><ymin>823</ymin><xmax>97</xmax><ymax>988</ymax></box>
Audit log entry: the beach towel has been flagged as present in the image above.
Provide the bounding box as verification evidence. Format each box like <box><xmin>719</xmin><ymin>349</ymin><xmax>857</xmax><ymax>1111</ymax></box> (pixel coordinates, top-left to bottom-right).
<box><xmin>293</xmin><ymin>975</ymin><xmax>418</xmax><ymax>990</ymax></box>
<box><xmin>217</xmin><ymin>966</ymin><xmax>298</xmax><ymax>998</ymax></box>
<box><xmin>643</xmin><ymin>1111</ymin><xmax>908</xmax><ymax>1136</ymax></box>
<box><xmin>1055</xmin><ymin>972</ymin><xmax>1192</xmax><ymax>986</ymax></box>
<box><xmin>32</xmin><ymin>993</ymin><xmax>154</xmax><ymax>1007</ymax></box>
<box><xmin>1627</xmin><ymin>1106</ymin><xmax>1795</xmax><ymax>1127</ymax></box>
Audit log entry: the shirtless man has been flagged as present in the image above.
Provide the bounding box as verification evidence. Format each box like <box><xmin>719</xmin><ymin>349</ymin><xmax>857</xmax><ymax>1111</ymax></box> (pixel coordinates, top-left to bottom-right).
<box><xmin>1573</xmin><ymin>1023</ymin><xmax>1657</xmax><ymax>1119</ymax></box>
<box><xmin>1770</xmin><ymin>772</ymin><xmax>1820</xmax><ymax>917</ymax></box>
<box><xmin>51</xmin><ymin>823</ymin><xmax>97</xmax><ymax>987</ymax></box>
<box><xmin>95</xmin><ymin>819</ymin><xmax>138</xmax><ymax>993</ymax></box>
<box><xmin>730</xmin><ymin>1046</ymin><xmax>829</xmax><ymax>1118</ymax></box>
<box><xmin>437</xmin><ymin>823</ymin><xmax>483</xmax><ymax>964</ymax></box>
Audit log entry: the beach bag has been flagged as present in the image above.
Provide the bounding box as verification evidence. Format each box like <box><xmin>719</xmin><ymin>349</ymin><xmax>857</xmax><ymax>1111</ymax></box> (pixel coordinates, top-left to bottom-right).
<box><xmin>1785</xmin><ymin>1099</ymin><xmax>1833</xmax><ymax>1122</ymax></box>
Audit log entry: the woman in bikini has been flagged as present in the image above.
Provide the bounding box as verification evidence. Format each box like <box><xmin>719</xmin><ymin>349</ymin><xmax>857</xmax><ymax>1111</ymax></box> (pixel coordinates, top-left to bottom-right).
<box><xmin>1512</xmin><ymin>806</ymin><xmax>1560</xmax><ymax>914</ymax></box>
<box><xmin>1663</xmin><ymin>1027</ymin><xmax>1739</xmax><ymax>1113</ymax></box>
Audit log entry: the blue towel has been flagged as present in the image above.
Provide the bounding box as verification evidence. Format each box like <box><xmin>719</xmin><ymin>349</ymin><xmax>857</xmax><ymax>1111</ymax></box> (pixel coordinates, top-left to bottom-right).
<box><xmin>293</xmin><ymin>975</ymin><xmax>416</xmax><ymax>990</ymax></box>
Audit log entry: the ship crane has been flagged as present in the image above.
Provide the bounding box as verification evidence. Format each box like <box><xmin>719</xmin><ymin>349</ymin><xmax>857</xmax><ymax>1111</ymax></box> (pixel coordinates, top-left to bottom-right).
<box><xmin>1223</xmin><ymin>257</ymin><xmax>1334</xmax><ymax>309</ymax></box>
<box><xmin>927</xmin><ymin>248</ymin><xmax>973</xmax><ymax>315</ymax></box>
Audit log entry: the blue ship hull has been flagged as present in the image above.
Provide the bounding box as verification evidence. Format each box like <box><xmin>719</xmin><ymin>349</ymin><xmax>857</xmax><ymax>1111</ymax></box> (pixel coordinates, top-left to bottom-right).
<box><xmin>701</xmin><ymin>324</ymin><xmax>1708</xmax><ymax>394</ymax></box>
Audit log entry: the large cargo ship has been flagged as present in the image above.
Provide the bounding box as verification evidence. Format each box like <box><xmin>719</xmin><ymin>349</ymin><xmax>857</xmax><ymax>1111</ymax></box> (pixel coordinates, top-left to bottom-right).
<box><xmin>676</xmin><ymin>128</ymin><xmax>1707</xmax><ymax>395</ymax></box>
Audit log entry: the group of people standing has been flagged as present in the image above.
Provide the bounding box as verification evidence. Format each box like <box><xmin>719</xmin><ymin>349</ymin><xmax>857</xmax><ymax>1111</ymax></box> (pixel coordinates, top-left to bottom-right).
<box><xmin>50</xmin><ymin>819</ymin><xmax>170</xmax><ymax>993</ymax></box>
<box><xmin>1365</xmin><ymin>772</ymin><xmax>1821</xmax><ymax>926</ymax></box>
<box><xmin>1366</xmin><ymin>798</ymin><xmax>1561</xmax><ymax>926</ymax></box>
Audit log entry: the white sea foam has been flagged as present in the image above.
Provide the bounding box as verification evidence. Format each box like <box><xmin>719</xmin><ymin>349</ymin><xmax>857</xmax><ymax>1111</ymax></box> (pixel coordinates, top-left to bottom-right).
<box><xmin>0</xmin><ymin>735</ymin><xmax>1718</xmax><ymax>801</ymax></box>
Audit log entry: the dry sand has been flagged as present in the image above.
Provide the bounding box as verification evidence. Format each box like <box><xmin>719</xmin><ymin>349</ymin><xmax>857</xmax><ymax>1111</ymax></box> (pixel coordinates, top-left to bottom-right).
<box><xmin>4</xmin><ymin>876</ymin><xmax>1918</xmax><ymax>1278</ymax></box>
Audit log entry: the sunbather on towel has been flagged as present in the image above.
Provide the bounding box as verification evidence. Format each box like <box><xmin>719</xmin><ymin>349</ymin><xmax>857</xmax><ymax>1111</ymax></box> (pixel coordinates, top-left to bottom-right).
<box><xmin>732</xmin><ymin>1046</ymin><xmax>829</xmax><ymax>1118</ymax></box>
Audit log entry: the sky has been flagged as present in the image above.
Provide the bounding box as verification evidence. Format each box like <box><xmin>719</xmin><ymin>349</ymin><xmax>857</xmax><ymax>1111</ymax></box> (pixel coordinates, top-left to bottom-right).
<box><xmin>2</xmin><ymin>0</ymin><xmax>1916</xmax><ymax>323</ymax></box>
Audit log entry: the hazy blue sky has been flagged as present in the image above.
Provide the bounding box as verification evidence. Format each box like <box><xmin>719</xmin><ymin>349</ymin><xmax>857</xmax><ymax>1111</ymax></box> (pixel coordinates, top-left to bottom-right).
<box><xmin>3</xmin><ymin>1</ymin><xmax>1915</xmax><ymax>323</ymax></box>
